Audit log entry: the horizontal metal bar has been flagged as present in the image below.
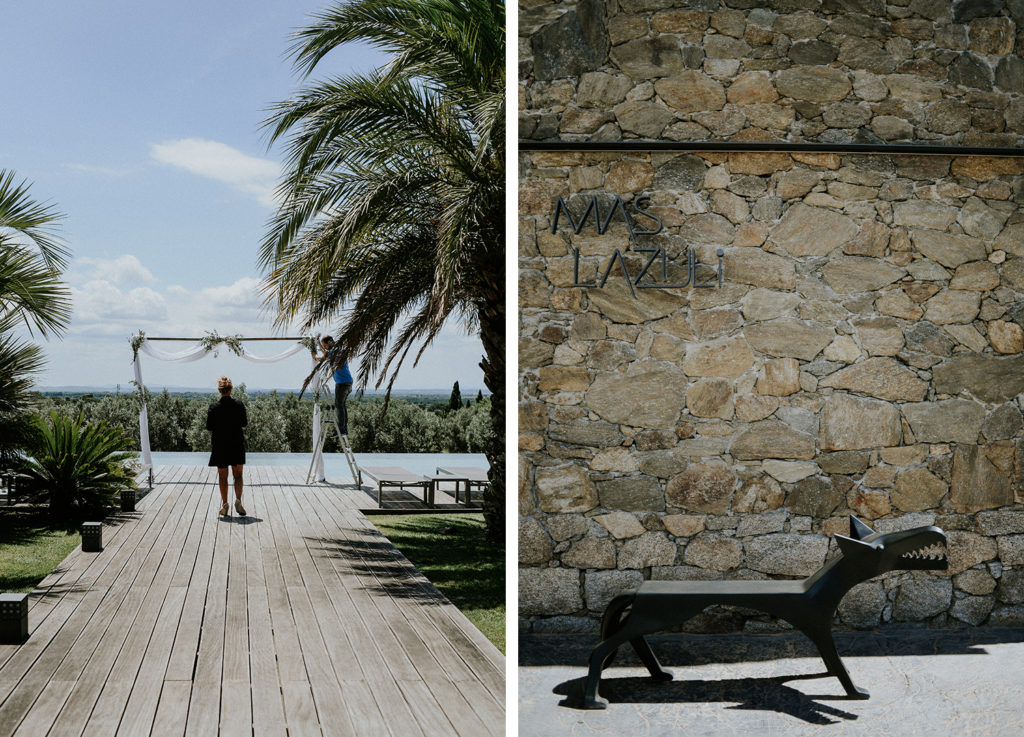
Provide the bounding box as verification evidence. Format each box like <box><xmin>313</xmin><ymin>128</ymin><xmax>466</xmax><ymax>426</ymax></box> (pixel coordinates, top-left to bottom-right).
<box><xmin>144</xmin><ymin>337</ymin><xmax>305</xmax><ymax>341</ymax></box>
<box><xmin>519</xmin><ymin>140</ymin><xmax>1024</xmax><ymax>156</ymax></box>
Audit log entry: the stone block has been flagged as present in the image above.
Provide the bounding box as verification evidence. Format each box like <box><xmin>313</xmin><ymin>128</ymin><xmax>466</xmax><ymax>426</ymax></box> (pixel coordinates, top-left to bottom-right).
<box><xmin>744</xmin><ymin>533</ymin><xmax>828</xmax><ymax>577</ymax></box>
<box><xmin>731</xmin><ymin>420</ymin><xmax>816</xmax><ymax>460</ymax></box>
<box><xmin>838</xmin><ymin>582</ymin><xmax>885</xmax><ymax>629</ymax></box>
<box><xmin>535</xmin><ymin>464</ymin><xmax>598</xmax><ymax>514</ymax></box>
<box><xmin>684</xmin><ymin>533</ymin><xmax>743</xmax><ymax>570</ymax></box>
<box><xmin>563</xmin><ymin>538</ymin><xmax>617</xmax><ymax>569</ymax></box>
<box><xmin>820</xmin><ymin>357</ymin><xmax>926</xmax><ymax>401</ymax></box>
<box><xmin>595</xmin><ymin>511</ymin><xmax>646</xmax><ymax>539</ymax></box>
<box><xmin>587</xmin><ymin>362</ymin><xmax>689</xmax><ymax>429</ymax></box>
<box><xmin>744</xmin><ymin>319</ymin><xmax>833</xmax><ymax>361</ymax></box>
<box><xmin>584</xmin><ymin>569</ymin><xmax>643</xmax><ymax>612</ymax></box>
<box><xmin>894</xmin><ymin>577</ymin><xmax>952</xmax><ymax>620</ymax></box>
<box><xmin>902</xmin><ymin>400</ymin><xmax>986</xmax><ymax>444</ymax></box>
<box><xmin>769</xmin><ymin>204</ymin><xmax>857</xmax><ymax>257</ymax></box>
<box><xmin>597</xmin><ymin>475</ymin><xmax>665</xmax><ymax>513</ymax></box>
<box><xmin>519</xmin><ymin>518</ymin><xmax>553</xmax><ymax>565</ymax></box>
<box><xmin>520</xmin><ymin>567</ymin><xmax>582</xmax><ymax>615</ymax></box>
<box><xmin>820</xmin><ymin>394</ymin><xmax>902</xmax><ymax>451</ymax></box>
<box><xmin>666</xmin><ymin>462</ymin><xmax>736</xmax><ymax>514</ymax></box>
<box><xmin>951</xmin><ymin>446</ymin><xmax>1014</xmax><ymax>513</ymax></box>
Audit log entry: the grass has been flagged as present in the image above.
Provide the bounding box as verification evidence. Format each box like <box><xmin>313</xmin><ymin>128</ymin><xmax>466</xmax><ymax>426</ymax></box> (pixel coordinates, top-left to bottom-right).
<box><xmin>0</xmin><ymin>509</ymin><xmax>80</xmax><ymax>592</ymax></box>
<box><xmin>366</xmin><ymin>513</ymin><xmax>505</xmax><ymax>654</ymax></box>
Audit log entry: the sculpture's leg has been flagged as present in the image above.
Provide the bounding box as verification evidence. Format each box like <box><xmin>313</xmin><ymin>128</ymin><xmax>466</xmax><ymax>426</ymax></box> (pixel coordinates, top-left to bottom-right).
<box><xmin>630</xmin><ymin>635</ymin><xmax>673</xmax><ymax>681</ymax></box>
<box><xmin>582</xmin><ymin>629</ymin><xmax>633</xmax><ymax>709</ymax></box>
<box><xmin>597</xmin><ymin>594</ymin><xmax>634</xmax><ymax>671</ymax></box>
<box><xmin>806</xmin><ymin>624</ymin><xmax>869</xmax><ymax>699</ymax></box>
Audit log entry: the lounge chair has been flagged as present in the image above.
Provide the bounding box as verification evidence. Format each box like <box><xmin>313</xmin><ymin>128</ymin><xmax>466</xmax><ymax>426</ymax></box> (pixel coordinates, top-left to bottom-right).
<box><xmin>435</xmin><ymin>465</ymin><xmax>488</xmax><ymax>505</ymax></box>
<box><xmin>359</xmin><ymin>466</ymin><xmax>429</xmax><ymax>507</ymax></box>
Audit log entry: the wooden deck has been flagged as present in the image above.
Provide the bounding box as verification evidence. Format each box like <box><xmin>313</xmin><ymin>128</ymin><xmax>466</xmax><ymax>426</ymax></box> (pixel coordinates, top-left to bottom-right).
<box><xmin>0</xmin><ymin>465</ymin><xmax>504</xmax><ymax>737</ymax></box>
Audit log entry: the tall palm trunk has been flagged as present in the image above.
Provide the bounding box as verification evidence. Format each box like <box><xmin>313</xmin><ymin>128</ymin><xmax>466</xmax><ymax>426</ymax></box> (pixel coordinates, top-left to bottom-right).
<box><xmin>476</xmin><ymin>270</ymin><xmax>504</xmax><ymax>545</ymax></box>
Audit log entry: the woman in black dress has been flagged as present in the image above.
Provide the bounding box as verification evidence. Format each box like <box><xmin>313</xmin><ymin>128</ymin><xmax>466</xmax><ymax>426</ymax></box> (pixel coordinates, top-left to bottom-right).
<box><xmin>207</xmin><ymin>376</ymin><xmax>247</xmax><ymax>517</ymax></box>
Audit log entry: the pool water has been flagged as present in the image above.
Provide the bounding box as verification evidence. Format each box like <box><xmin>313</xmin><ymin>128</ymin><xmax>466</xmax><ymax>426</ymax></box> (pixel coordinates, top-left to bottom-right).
<box><xmin>149</xmin><ymin>451</ymin><xmax>488</xmax><ymax>479</ymax></box>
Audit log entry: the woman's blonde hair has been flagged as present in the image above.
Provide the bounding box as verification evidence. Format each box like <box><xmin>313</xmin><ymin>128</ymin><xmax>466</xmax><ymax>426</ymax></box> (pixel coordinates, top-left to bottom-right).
<box><xmin>217</xmin><ymin>376</ymin><xmax>233</xmax><ymax>394</ymax></box>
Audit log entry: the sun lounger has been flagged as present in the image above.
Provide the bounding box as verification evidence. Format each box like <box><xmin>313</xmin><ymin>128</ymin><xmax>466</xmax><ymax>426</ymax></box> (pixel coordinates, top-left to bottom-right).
<box><xmin>436</xmin><ymin>466</ymin><xmax>488</xmax><ymax>505</ymax></box>
<box><xmin>359</xmin><ymin>466</ymin><xmax>429</xmax><ymax>507</ymax></box>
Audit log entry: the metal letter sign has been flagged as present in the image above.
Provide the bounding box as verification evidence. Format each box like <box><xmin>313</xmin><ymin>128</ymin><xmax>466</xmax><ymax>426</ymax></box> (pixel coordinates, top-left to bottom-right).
<box><xmin>551</xmin><ymin>194</ymin><xmax>724</xmax><ymax>297</ymax></box>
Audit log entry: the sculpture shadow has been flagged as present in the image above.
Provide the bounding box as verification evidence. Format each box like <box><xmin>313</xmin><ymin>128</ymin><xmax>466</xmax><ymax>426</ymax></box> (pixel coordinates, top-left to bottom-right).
<box><xmin>554</xmin><ymin>672</ymin><xmax>859</xmax><ymax>725</ymax></box>
<box><xmin>523</xmin><ymin>627</ymin><xmax>1024</xmax><ymax>669</ymax></box>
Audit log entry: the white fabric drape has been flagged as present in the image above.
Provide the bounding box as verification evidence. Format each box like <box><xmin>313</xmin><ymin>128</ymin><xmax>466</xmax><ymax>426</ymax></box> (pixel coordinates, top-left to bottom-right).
<box><xmin>132</xmin><ymin>354</ymin><xmax>154</xmax><ymax>468</ymax></box>
<box><xmin>311</xmin><ymin>359</ymin><xmax>326</xmax><ymax>481</ymax></box>
<box><xmin>138</xmin><ymin>342</ymin><xmax>211</xmax><ymax>363</ymax></box>
<box><xmin>237</xmin><ymin>343</ymin><xmax>307</xmax><ymax>363</ymax></box>
<box><xmin>132</xmin><ymin>338</ymin><xmax>314</xmax><ymax>473</ymax></box>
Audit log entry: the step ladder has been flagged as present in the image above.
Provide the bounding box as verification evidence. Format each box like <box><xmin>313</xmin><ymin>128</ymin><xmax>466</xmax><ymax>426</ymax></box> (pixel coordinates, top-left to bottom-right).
<box><xmin>307</xmin><ymin>401</ymin><xmax>361</xmax><ymax>486</ymax></box>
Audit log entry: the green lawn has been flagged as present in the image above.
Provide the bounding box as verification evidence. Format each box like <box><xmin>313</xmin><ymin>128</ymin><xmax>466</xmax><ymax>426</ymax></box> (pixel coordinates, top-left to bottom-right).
<box><xmin>367</xmin><ymin>513</ymin><xmax>505</xmax><ymax>654</ymax></box>
<box><xmin>0</xmin><ymin>509</ymin><xmax>80</xmax><ymax>592</ymax></box>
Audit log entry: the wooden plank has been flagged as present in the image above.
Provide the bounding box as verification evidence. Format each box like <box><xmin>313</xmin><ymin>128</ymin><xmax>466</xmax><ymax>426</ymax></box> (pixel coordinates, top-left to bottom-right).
<box><xmin>281</xmin><ymin>681</ymin><xmax>323</xmax><ymax>737</ymax></box>
<box><xmin>244</xmin><ymin>480</ymin><xmax>287</xmax><ymax>737</ymax></box>
<box><xmin>0</xmin><ymin>464</ymin><xmax>189</xmax><ymax>674</ymax></box>
<box><xmin>285</xmin><ymin>586</ymin><xmax>355</xmax><ymax>737</ymax></box>
<box><xmin>219</xmin><ymin>680</ymin><xmax>253</xmax><ymax>737</ymax></box>
<box><xmin>0</xmin><ymin>464</ymin><xmax>505</xmax><ymax>737</ymax></box>
<box><xmin>397</xmin><ymin>680</ymin><xmax>459</xmax><ymax>737</ymax></box>
<box><xmin>222</xmin><ymin>503</ymin><xmax>249</xmax><ymax>683</ymax></box>
<box><xmin>283</xmin><ymin>482</ymin><xmax>421</xmax><ymax>686</ymax></box>
<box><xmin>56</xmin><ymin>468</ymin><xmax>201</xmax><ymax>737</ymax></box>
<box><xmin>113</xmin><ymin>585</ymin><xmax>188</xmax><ymax>737</ymax></box>
<box><xmin>163</xmin><ymin>472</ymin><xmax>222</xmax><ymax>681</ymax></box>
<box><xmin>313</xmin><ymin>474</ymin><xmax>506</xmax><ymax>719</ymax></box>
<box><xmin>427</xmin><ymin>678</ymin><xmax>497</xmax><ymax>737</ymax></box>
<box><xmin>1</xmin><ymin>470</ymin><xmax>195</xmax><ymax>737</ymax></box>
<box><xmin>325</xmin><ymin>490</ymin><xmax>505</xmax><ymax>683</ymax></box>
<box><xmin>150</xmin><ymin>680</ymin><xmax>190</xmax><ymax>737</ymax></box>
<box><xmin>183</xmin><ymin>480</ymin><xmax>230</xmax><ymax>737</ymax></box>
<box><xmin>10</xmin><ymin>678</ymin><xmax>74</xmax><ymax>737</ymax></box>
<box><xmin>254</xmin><ymin>472</ymin><xmax>308</xmax><ymax>685</ymax></box>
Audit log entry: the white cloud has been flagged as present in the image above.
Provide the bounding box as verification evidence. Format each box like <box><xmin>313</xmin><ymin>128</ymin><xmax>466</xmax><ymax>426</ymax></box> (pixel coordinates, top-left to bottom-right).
<box><xmin>76</xmin><ymin>254</ymin><xmax>155</xmax><ymax>284</ymax></box>
<box><xmin>71</xmin><ymin>280</ymin><xmax>167</xmax><ymax>325</ymax></box>
<box><xmin>63</xmin><ymin>163</ymin><xmax>135</xmax><ymax>177</ymax></box>
<box><xmin>150</xmin><ymin>138</ymin><xmax>280</xmax><ymax>207</ymax></box>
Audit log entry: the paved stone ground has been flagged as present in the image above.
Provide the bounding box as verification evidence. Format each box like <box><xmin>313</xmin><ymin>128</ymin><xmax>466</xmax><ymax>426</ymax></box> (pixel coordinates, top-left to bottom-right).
<box><xmin>520</xmin><ymin>629</ymin><xmax>1024</xmax><ymax>736</ymax></box>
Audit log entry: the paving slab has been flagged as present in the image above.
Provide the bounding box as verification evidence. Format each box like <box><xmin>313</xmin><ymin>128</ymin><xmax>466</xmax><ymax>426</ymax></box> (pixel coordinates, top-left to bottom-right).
<box><xmin>520</xmin><ymin>629</ymin><xmax>1024</xmax><ymax>736</ymax></box>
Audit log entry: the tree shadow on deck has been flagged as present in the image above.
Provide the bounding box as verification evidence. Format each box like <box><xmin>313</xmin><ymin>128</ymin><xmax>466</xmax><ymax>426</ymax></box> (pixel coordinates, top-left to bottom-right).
<box><xmin>304</xmin><ymin>535</ymin><xmax>450</xmax><ymax>605</ymax></box>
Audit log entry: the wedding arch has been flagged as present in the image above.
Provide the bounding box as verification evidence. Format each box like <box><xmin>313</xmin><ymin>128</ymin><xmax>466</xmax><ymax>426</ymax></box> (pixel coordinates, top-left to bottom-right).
<box><xmin>129</xmin><ymin>331</ymin><xmax>330</xmax><ymax>480</ymax></box>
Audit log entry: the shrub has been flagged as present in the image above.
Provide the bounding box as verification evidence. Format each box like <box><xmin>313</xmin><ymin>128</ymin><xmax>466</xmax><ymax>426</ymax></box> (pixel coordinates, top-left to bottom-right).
<box><xmin>19</xmin><ymin>412</ymin><xmax>138</xmax><ymax>522</ymax></box>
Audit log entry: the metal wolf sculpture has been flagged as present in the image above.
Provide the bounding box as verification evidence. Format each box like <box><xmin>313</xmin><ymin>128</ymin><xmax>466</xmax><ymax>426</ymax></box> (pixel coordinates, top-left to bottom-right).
<box><xmin>580</xmin><ymin>516</ymin><xmax>947</xmax><ymax>709</ymax></box>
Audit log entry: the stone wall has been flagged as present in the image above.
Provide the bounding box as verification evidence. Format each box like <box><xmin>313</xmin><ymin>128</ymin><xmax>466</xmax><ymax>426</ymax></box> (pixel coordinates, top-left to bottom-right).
<box><xmin>521</xmin><ymin>0</ymin><xmax>1024</xmax><ymax>146</ymax></box>
<box><xmin>518</xmin><ymin>0</ymin><xmax>1024</xmax><ymax>633</ymax></box>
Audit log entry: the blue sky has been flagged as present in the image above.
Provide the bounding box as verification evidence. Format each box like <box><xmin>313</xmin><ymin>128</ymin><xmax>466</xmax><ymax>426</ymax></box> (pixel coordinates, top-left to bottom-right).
<box><xmin>3</xmin><ymin>0</ymin><xmax>486</xmax><ymax>392</ymax></box>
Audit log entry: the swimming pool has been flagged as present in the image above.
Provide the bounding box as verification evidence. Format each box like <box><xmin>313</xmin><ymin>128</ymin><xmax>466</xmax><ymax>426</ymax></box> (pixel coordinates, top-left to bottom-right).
<box><xmin>149</xmin><ymin>451</ymin><xmax>488</xmax><ymax>479</ymax></box>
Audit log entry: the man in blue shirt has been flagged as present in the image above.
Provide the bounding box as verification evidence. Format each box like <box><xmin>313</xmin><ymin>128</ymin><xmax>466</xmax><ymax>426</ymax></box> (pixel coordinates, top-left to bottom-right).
<box><xmin>315</xmin><ymin>335</ymin><xmax>354</xmax><ymax>437</ymax></box>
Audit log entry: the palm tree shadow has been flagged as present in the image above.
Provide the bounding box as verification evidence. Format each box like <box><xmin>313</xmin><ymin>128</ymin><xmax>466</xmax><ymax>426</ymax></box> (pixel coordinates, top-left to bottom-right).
<box><xmin>554</xmin><ymin>672</ymin><xmax>860</xmax><ymax>725</ymax></box>
<box><xmin>305</xmin><ymin>535</ymin><xmax>447</xmax><ymax>605</ymax></box>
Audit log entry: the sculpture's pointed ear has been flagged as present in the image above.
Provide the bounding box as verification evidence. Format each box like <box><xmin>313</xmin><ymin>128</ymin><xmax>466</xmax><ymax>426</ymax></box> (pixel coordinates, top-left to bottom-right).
<box><xmin>835</xmin><ymin>534</ymin><xmax>875</xmax><ymax>559</ymax></box>
<box><xmin>849</xmin><ymin>516</ymin><xmax>875</xmax><ymax>540</ymax></box>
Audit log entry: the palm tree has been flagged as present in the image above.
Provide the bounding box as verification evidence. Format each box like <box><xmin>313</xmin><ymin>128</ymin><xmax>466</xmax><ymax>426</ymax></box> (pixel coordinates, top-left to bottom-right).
<box><xmin>0</xmin><ymin>171</ymin><xmax>71</xmax><ymax>464</ymax></box>
<box><xmin>260</xmin><ymin>0</ymin><xmax>505</xmax><ymax>541</ymax></box>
